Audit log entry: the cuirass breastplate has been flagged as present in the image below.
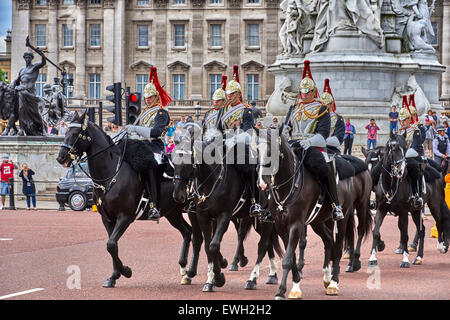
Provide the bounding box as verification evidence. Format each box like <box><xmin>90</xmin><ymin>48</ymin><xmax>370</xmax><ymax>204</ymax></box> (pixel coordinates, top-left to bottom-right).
<box><xmin>289</xmin><ymin>101</ymin><xmax>322</xmax><ymax>139</ymax></box>
<box><xmin>403</xmin><ymin>126</ymin><xmax>416</xmax><ymax>148</ymax></box>
<box><xmin>221</xmin><ymin>104</ymin><xmax>245</xmax><ymax>130</ymax></box>
<box><xmin>204</xmin><ymin>108</ymin><xmax>221</xmax><ymax>130</ymax></box>
<box><xmin>139</xmin><ymin>105</ymin><xmax>160</xmax><ymax>127</ymax></box>
<box><xmin>330</xmin><ymin>112</ymin><xmax>338</xmax><ymax>136</ymax></box>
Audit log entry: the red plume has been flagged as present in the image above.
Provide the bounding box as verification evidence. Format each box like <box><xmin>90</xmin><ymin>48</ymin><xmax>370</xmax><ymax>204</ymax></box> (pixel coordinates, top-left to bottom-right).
<box><xmin>233</xmin><ymin>65</ymin><xmax>240</xmax><ymax>84</ymax></box>
<box><xmin>323</xmin><ymin>78</ymin><xmax>336</xmax><ymax>112</ymax></box>
<box><xmin>149</xmin><ymin>67</ymin><xmax>172</xmax><ymax>107</ymax></box>
<box><xmin>403</xmin><ymin>95</ymin><xmax>414</xmax><ymax>124</ymax></box>
<box><xmin>408</xmin><ymin>94</ymin><xmax>418</xmax><ymax>123</ymax></box>
<box><xmin>302</xmin><ymin>60</ymin><xmax>313</xmax><ymax>80</ymax></box>
<box><xmin>221</xmin><ymin>75</ymin><xmax>227</xmax><ymax>91</ymax></box>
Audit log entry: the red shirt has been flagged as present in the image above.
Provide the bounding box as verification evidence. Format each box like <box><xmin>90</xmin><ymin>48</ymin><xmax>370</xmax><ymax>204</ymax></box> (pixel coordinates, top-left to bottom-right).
<box><xmin>1</xmin><ymin>163</ymin><xmax>15</xmax><ymax>182</ymax></box>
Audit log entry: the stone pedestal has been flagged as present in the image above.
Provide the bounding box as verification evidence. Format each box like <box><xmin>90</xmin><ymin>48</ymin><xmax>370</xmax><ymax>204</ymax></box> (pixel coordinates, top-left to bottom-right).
<box><xmin>0</xmin><ymin>136</ymin><xmax>66</xmax><ymax>193</ymax></box>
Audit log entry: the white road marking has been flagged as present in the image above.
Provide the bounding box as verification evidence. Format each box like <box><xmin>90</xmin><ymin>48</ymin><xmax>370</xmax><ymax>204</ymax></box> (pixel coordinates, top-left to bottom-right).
<box><xmin>0</xmin><ymin>238</ymin><xmax>13</xmax><ymax>241</ymax></box>
<box><xmin>0</xmin><ymin>288</ymin><xmax>44</xmax><ymax>300</ymax></box>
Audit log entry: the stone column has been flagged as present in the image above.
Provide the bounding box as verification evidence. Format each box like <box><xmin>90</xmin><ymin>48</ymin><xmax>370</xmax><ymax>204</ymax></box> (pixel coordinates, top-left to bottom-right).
<box><xmin>113</xmin><ymin>0</ymin><xmax>125</xmax><ymax>84</ymax></box>
<box><xmin>47</xmin><ymin>0</ymin><xmax>59</xmax><ymax>83</ymax></box>
<box><xmin>11</xmin><ymin>0</ymin><xmax>31</xmax><ymax>81</ymax></box>
<box><xmin>154</xmin><ymin>1</ymin><xmax>168</xmax><ymax>88</ymax></box>
<box><xmin>103</xmin><ymin>5</ymin><xmax>115</xmax><ymax>95</ymax></box>
<box><xmin>441</xmin><ymin>2</ymin><xmax>450</xmax><ymax>100</ymax></box>
<box><xmin>75</xmin><ymin>2</ymin><xmax>86</xmax><ymax>99</ymax></box>
<box><xmin>191</xmin><ymin>12</ymin><xmax>204</xmax><ymax>100</ymax></box>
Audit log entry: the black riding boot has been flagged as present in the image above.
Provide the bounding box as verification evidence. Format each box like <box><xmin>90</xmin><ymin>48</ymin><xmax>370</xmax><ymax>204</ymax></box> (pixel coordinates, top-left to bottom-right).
<box><xmin>325</xmin><ymin>161</ymin><xmax>344</xmax><ymax>221</ymax></box>
<box><xmin>147</xmin><ymin>169</ymin><xmax>161</xmax><ymax>221</ymax></box>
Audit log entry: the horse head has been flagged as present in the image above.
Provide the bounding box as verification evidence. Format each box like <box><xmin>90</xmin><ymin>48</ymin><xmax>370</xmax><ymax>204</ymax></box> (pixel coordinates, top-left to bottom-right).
<box><xmin>384</xmin><ymin>132</ymin><xmax>407</xmax><ymax>180</ymax></box>
<box><xmin>172</xmin><ymin>122</ymin><xmax>202</xmax><ymax>203</ymax></box>
<box><xmin>56</xmin><ymin>109</ymin><xmax>90</xmax><ymax>168</ymax></box>
<box><xmin>364</xmin><ymin>146</ymin><xmax>385</xmax><ymax>171</ymax></box>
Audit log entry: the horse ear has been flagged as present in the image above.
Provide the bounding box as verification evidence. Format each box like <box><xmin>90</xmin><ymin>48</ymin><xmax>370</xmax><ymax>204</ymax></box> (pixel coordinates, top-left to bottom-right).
<box><xmin>389</xmin><ymin>129</ymin><xmax>396</xmax><ymax>140</ymax></box>
<box><xmin>361</xmin><ymin>146</ymin><xmax>367</xmax><ymax>157</ymax></box>
<box><xmin>72</xmin><ymin>111</ymin><xmax>80</xmax><ymax>122</ymax></box>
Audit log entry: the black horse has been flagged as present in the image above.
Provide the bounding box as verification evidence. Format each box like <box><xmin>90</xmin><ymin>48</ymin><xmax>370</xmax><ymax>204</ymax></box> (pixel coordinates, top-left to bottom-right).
<box><xmin>0</xmin><ymin>83</ymin><xmax>19</xmax><ymax>136</ymax></box>
<box><xmin>257</xmin><ymin>127</ymin><xmax>361</xmax><ymax>299</ymax></box>
<box><xmin>368</xmin><ymin>132</ymin><xmax>450</xmax><ymax>268</ymax></box>
<box><xmin>56</xmin><ymin>110</ymin><xmax>195</xmax><ymax>288</ymax></box>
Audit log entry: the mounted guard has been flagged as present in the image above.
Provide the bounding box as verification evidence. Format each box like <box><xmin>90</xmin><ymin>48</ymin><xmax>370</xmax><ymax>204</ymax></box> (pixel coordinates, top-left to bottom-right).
<box><xmin>203</xmin><ymin>75</ymin><xmax>227</xmax><ymax>140</ymax></box>
<box><xmin>124</xmin><ymin>67</ymin><xmax>172</xmax><ymax>220</ymax></box>
<box><xmin>398</xmin><ymin>94</ymin><xmax>426</xmax><ymax>208</ymax></box>
<box><xmin>283</xmin><ymin>60</ymin><xmax>344</xmax><ymax>221</ymax></box>
<box><xmin>221</xmin><ymin>65</ymin><xmax>262</xmax><ymax>217</ymax></box>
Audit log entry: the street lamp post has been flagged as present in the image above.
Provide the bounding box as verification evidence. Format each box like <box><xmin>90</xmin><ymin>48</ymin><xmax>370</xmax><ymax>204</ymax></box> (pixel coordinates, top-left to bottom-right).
<box><xmin>195</xmin><ymin>103</ymin><xmax>201</xmax><ymax>121</ymax></box>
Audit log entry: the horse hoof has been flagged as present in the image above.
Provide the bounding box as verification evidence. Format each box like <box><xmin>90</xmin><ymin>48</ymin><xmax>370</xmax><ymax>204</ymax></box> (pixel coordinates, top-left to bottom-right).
<box><xmin>345</xmin><ymin>265</ymin><xmax>353</xmax><ymax>273</ymax></box>
<box><xmin>395</xmin><ymin>247</ymin><xmax>403</xmax><ymax>254</ymax></box>
<box><xmin>400</xmin><ymin>261</ymin><xmax>410</xmax><ymax>268</ymax></box>
<box><xmin>266</xmin><ymin>274</ymin><xmax>278</xmax><ymax>285</ymax></box>
<box><xmin>377</xmin><ymin>241</ymin><xmax>385</xmax><ymax>252</ymax></box>
<box><xmin>274</xmin><ymin>294</ymin><xmax>286</xmax><ymax>300</ymax></box>
<box><xmin>368</xmin><ymin>260</ymin><xmax>378</xmax><ymax>267</ymax></box>
<box><xmin>214</xmin><ymin>273</ymin><xmax>226</xmax><ymax>288</ymax></box>
<box><xmin>122</xmin><ymin>266</ymin><xmax>132</xmax><ymax>278</ymax></box>
<box><xmin>181</xmin><ymin>276</ymin><xmax>192</xmax><ymax>285</ymax></box>
<box><xmin>102</xmin><ymin>278</ymin><xmax>116</xmax><ymax>288</ymax></box>
<box><xmin>297</xmin><ymin>271</ymin><xmax>303</xmax><ymax>279</ymax></box>
<box><xmin>245</xmin><ymin>279</ymin><xmax>257</xmax><ymax>290</ymax></box>
<box><xmin>352</xmin><ymin>260</ymin><xmax>361</xmax><ymax>272</ymax></box>
<box><xmin>288</xmin><ymin>289</ymin><xmax>302</xmax><ymax>299</ymax></box>
<box><xmin>239</xmin><ymin>256</ymin><xmax>249</xmax><ymax>268</ymax></box>
<box><xmin>229</xmin><ymin>263</ymin><xmax>239</xmax><ymax>271</ymax></box>
<box><xmin>437</xmin><ymin>242</ymin><xmax>448</xmax><ymax>254</ymax></box>
<box><xmin>408</xmin><ymin>245</ymin><xmax>417</xmax><ymax>253</ymax></box>
<box><xmin>326</xmin><ymin>282</ymin><xmax>339</xmax><ymax>296</ymax></box>
<box><xmin>412</xmin><ymin>257</ymin><xmax>423</xmax><ymax>265</ymax></box>
<box><xmin>323</xmin><ymin>281</ymin><xmax>330</xmax><ymax>289</ymax></box>
<box><xmin>202</xmin><ymin>283</ymin><xmax>215</xmax><ymax>292</ymax></box>
<box><xmin>220</xmin><ymin>259</ymin><xmax>228</xmax><ymax>269</ymax></box>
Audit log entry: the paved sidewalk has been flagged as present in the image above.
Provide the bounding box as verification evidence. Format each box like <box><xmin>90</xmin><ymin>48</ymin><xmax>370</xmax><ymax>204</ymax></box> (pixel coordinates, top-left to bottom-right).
<box><xmin>0</xmin><ymin>200</ymin><xmax>93</xmax><ymax>211</ymax></box>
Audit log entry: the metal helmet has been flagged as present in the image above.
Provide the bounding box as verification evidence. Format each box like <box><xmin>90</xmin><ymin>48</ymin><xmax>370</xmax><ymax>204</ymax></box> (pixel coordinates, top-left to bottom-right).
<box><xmin>213</xmin><ymin>75</ymin><xmax>227</xmax><ymax>101</ymax></box>
<box><xmin>398</xmin><ymin>107</ymin><xmax>411</xmax><ymax>121</ymax></box>
<box><xmin>298</xmin><ymin>60</ymin><xmax>317</xmax><ymax>95</ymax></box>
<box><xmin>225</xmin><ymin>65</ymin><xmax>241</xmax><ymax>95</ymax></box>
<box><xmin>143</xmin><ymin>82</ymin><xmax>157</xmax><ymax>99</ymax></box>
<box><xmin>319</xmin><ymin>92</ymin><xmax>334</xmax><ymax>107</ymax></box>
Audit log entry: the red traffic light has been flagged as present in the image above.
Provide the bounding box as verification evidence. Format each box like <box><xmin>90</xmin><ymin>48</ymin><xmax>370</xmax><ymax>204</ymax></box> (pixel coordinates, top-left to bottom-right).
<box><xmin>130</xmin><ymin>93</ymin><xmax>138</xmax><ymax>102</ymax></box>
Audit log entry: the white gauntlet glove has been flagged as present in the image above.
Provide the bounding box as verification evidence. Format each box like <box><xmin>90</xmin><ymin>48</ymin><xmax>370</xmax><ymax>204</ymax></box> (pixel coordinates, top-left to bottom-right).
<box><xmin>300</xmin><ymin>139</ymin><xmax>311</xmax><ymax>150</ymax></box>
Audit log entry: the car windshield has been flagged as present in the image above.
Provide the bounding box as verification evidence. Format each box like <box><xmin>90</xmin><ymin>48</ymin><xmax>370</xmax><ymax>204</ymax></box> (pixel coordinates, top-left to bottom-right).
<box><xmin>66</xmin><ymin>163</ymin><xmax>90</xmax><ymax>179</ymax></box>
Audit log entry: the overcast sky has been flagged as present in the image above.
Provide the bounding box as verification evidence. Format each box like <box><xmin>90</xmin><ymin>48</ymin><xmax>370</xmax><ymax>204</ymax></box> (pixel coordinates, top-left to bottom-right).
<box><xmin>0</xmin><ymin>1</ymin><xmax>11</xmax><ymax>52</ymax></box>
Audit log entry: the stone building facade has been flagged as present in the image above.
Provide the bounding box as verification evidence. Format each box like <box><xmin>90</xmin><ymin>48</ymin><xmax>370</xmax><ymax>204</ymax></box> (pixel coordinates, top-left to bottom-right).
<box><xmin>9</xmin><ymin>0</ymin><xmax>450</xmax><ymax>107</ymax></box>
<box><xmin>11</xmin><ymin>0</ymin><xmax>282</xmax><ymax>106</ymax></box>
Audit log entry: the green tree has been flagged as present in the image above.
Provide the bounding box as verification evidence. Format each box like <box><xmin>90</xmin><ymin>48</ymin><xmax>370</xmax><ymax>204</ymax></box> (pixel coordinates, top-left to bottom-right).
<box><xmin>0</xmin><ymin>68</ymin><xmax>9</xmax><ymax>84</ymax></box>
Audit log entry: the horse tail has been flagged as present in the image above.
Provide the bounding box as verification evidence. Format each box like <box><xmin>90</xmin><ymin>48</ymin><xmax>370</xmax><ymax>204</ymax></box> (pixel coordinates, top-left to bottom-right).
<box><xmin>362</xmin><ymin>204</ymin><xmax>374</xmax><ymax>241</ymax></box>
<box><xmin>345</xmin><ymin>207</ymin><xmax>355</xmax><ymax>248</ymax></box>
<box><xmin>271</xmin><ymin>226</ymin><xmax>284</xmax><ymax>259</ymax></box>
<box><xmin>439</xmin><ymin>200</ymin><xmax>450</xmax><ymax>240</ymax></box>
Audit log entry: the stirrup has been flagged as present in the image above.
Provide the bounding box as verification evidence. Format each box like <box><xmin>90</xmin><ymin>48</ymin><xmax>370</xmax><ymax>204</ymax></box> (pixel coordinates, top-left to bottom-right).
<box><xmin>249</xmin><ymin>203</ymin><xmax>262</xmax><ymax>217</ymax></box>
<box><xmin>135</xmin><ymin>196</ymin><xmax>149</xmax><ymax>217</ymax></box>
<box><xmin>332</xmin><ymin>204</ymin><xmax>344</xmax><ymax>221</ymax></box>
<box><xmin>148</xmin><ymin>206</ymin><xmax>161</xmax><ymax>221</ymax></box>
<box><xmin>413</xmin><ymin>195</ymin><xmax>424</xmax><ymax>209</ymax></box>
<box><xmin>260</xmin><ymin>210</ymin><xmax>275</xmax><ymax>224</ymax></box>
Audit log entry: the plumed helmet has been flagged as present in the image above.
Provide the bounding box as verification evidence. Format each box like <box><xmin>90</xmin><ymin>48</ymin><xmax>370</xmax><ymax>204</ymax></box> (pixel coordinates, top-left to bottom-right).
<box><xmin>212</xmin><ymin>75</ymin><xmax>227</xmax><ymax>101</ymax></box>
<box><xmin>398</xmin><ymin>95</ymin><xmax>412</xmax><ymax>121</ymax></box>
<box><xmin>43</xmin><ymin>83</ymin><xmax>52</xmax><ymax>92</ymax></box>
<box><xmin>225</xmin><ymin>65</ymin><xmax>241</xmax><ymax>95</ymax></box>
<box><xmin>145</xmin><ymin>67</ymin><xmax>173</xmax><ymax>107</ymax></box>
<box><xmin>143</xmin><ymin>82</ymin><xmax>158</xmax><ymax>99</ymax></box>
<box><xmin>298</xmin><ymin>60</ymin><xmax>317</xmax><ymax>96</ymax></box>
<box><xmin>319</xmin><ymin>92</ymin><xmax>334</xmax><ymax>107</ymax></box>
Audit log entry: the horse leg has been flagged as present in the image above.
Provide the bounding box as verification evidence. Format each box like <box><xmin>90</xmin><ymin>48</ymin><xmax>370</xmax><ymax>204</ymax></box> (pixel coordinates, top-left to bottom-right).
<box><xmin>345</xmin><ymin>212</ymin><xmax>356</xmax><ymax>272</ymax></box>
<box><xmin>369</xmin><ymin>209</ymin><xmax>387</xmax><ymax>267</ymax></box>
<box><xmin>184</xmin><ymin>212</ymin><xmax>203</xmax><ymax>283</ymax></box>
<box><xmin>407</xmin><ymin>230</ymin><xmax>419</xmax><ymax>253</ymax></box>
<box><xmin>197</xmin><ymin>214</ymin><xmax>215</xmax><ymax>292</ymax></box>
<box><xmin>245</xmin><ymin>220</ymin><xmax>273</xmax><ymax>290</ymax></box>
<box><xmin>297</xmin><ymin>225</ymin><xmax>307</xmax><ymax>279</ymax></box>
<box><xmin>275</xmin><ymin>224</ymin><xmax>302</xmax><ymax>300</ymax></box>
<box><xmin>266</xmin><ymin>225</ymin><xmax>279</xmax><ymax>285</ymax></box>
<box><xmin>311</xmin><ymin>222</ymin><xmax>333</xmax><ymax>288</ymax></box>
<box><xmin>398</xmin><ymin>212</ymin><xmax>411</xmax><ymax>268</ymax></box>
<box><xmin>212</xmin><ymin>220</ymin><xmax>228</xmax><ymax>269</ymax></box>
<box><xmin>229</xmin><ymin>216</ymin><xmax>249</xmax><ymax>271</ymax></box>
<box><xmin>165</xmin><ymin>211</ymin><xmax>193</xmax><ymax>284</ymax></box>
<box><xmin>411</xmin><ymin>211</ymin><xmax>425</xmax><ymax>265</ymax></box>
<box><xmin>327</xmin><ymin>220</ymin><xmax>346</xmax><ymax>296</ymax></box>
<box><xmin>209</xmin><ymin>212</ymin><xmax>232</xmax><ymax>289</ymax></box>
<box><xmin>102</xmin><ymin>214</ymin><xmax>134</xmax><ymax>288</ymax></box>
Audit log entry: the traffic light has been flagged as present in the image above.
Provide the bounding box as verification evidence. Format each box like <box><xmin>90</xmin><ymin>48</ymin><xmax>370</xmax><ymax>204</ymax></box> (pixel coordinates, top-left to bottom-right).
<box><xmin>106</xmin><ymin>82</ymin><xmax>122</xmax><ymax>126</ymax></box>
<box><xmin>87</xmin><ymin>107</ymin><xmax>95</xmax><ymax>123</ymax></box>
<box><xmin>126</xmin><ymin>91</ymin><xmax>141</xmax><ymax>125</ymax></box>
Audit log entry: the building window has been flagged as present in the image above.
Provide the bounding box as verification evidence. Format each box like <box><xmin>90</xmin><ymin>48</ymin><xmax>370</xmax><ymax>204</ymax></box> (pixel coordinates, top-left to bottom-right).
<box><xmin>89</xmin><ymin>74</ymin><xmax>101</xmax><ymax>99</ymax></box>
<box><xmin>247</xmin><ymin>24</ymin><xmax>259</xmax><ymax>47</ymax></box>
<box><xmin>35</xmin><ymin>74</ymin><xmax>47</xmax><ymax>97</ymax></box>
<box><xmin>174</xmin><ymin>0</ymin><xmax>185</xmax><ymax>4</ymax></box>
<box><xmin>173</xmin><ymin>74</ymin><xmax>185</xmax><ymax>100</ymax></box>
<box><xmin>90</xmin><ymin>0</ymin><xmax>101</xmax><ymax>4</ymax></box>
<box><xmin>431</xmin><ymin>22</ymin><xmax>438</xmax><ymax>46</ymax></box>
<box><xmin>209</xmin><ymin>74</ymin><xmax>221</xmax><ymax>99</ymax></box>
<box><xmin>137</xmin><ymin>0</ymin><xmax>149</xmax><ymax>4</ymax></box>
<box><xmin>36</xmin><ymin>0</ymin><xmax>47</xmax><ymax>5</ymax></box>
<box><xmin>63</xmin><ymin>24</ymin><xmax>73</xmax><ymax>47</ymax></box>
<box><xmin>210</xmin><ymin>0</ymin><xmax>222</xmax><ymax>3</ymax></box>
<box><xmin>136</xmin><ymin>74</ymin><xmax>148</xmax><ymax>94</ymax></box>
<box><xmin>173</xmin><ymin>24</ymin><xmax>185</xmax><ymax>48</ymax></box>
<box><xmin>210</xmin><ymin>24</ymin><xmax>222</xmax><ymax>47</ymax></box>
<box><xmin>138</xmin><ymin>25</ymin><xmax>149</xmax><ymax>48</ymax></box>
<box><xmin>63</xmin><ymin>73</ymin><xmax>74</xmax><ymax>98</ymax></box>
<box><xmin>247</xmin><ymin>74</ymin><xmax>259</xmax><ymax>100</ymax></box>
<box><xmin>90</xmin><ymin>24</ymin><xmax>101</xmax><ymax>47</ymax></box>
<box><xmin>35</xmin><ymin>24</ymin><xmax>46</xmax><ymax>47</ymax></box>
<box><xmin>248</xmin><ymin>0</ymin><xmax>259</xmax><ymax>3</ymax></box>
<box><xmin>63</xmin><ymin>0</ymin><xmax>74</xmax><ymax>4</ymax></box>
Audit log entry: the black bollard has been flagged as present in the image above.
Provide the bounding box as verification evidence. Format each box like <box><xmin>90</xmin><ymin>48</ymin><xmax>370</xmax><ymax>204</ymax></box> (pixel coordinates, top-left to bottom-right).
<box><xmin>8</xmin><ymin>177</ymin><xmax>15</xmax><ymax>210</ymax></box>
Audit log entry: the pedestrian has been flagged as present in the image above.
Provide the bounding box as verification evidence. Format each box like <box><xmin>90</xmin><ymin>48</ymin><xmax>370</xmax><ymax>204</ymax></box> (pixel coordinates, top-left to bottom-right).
<box><xmin>388</xmin><ymin>105</ymin><xmax>399</xmax><ymax>133</ymax></box>
<box><xmin>58</xmin><ymin>121</ymin><xmax>68</xmax><ymax>136</ymax></box>
<box><xmin>256</xmin><ymin>121</ymin><xmax>263</xmax><ymax>129</ymax></box>
<box><xmin>432</xmin><ymin>111</ymin><xmax>438</xmax><ymax>127</ymax></box>
<box><xmin>19</xmin><ymin>163</ymin><xmax>37</xmax><ymax>210</ymax></box>
<box><xmin>433</xmin><ymin>126</ymin><xmax>450</xmax><ymax>174</ymax></box>
<box><xmin>365</xmin><ymin>119</ymin><xmax>380</xmax><ymax>151</ymax></box>
<box><xmin>1</xmin><ymin>155</ymin><xmax>17</xmax><ymax>210</ymax></box>
<box><xmin>270</xmin><ymin>118</ymin><xmax>279</xmax><ymax>129</ymax></box>
<box><xmin>50</xmin><ymin>125</ymin><xmax>58</xmax><ymax>135</ymax></box>
<box><xmin>425</xmin><ymin>109</ymin><xmax>436</xmax><ymax>128</ymax></box>
<box><xmin>166</xmin><ymin>138</ymin><xmax>175</xmax><ymax>153</ymax></box>
<box><xmin>439</xmin><ymin>111</ymin><xmax>448</xmax><ymax>126</ymax></box>
<box><xmin>343</xmin><ymin>118</ymin><xmax>356</xmax><ymax>155</ymax></box>
<box><xmin>444</xmin><ymin>121</ymin><xmax>450</xmax><ymax>138</ymax></box>
<box><xmin>165</xmin><ymin>120</ymin><xmax>176</xmax><ymax>144</ymax></box>
<box><xmin>423</xmin><ymin>118</ymin><xmax>436</xmax><ymax>158</ymax></box>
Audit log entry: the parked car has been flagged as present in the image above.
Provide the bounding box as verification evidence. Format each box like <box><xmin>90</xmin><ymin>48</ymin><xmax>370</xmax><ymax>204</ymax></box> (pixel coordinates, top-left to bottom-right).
<box><xmin>56</xmin><ymin>162</ymin><xmax>94</xmax><ymax>211</ymax></box>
